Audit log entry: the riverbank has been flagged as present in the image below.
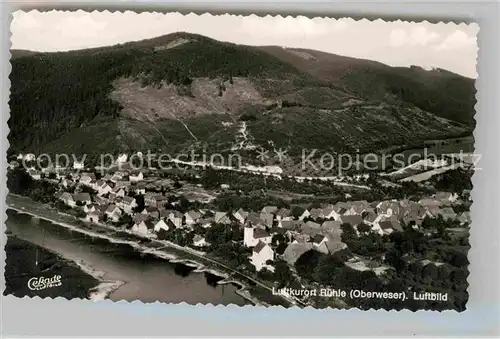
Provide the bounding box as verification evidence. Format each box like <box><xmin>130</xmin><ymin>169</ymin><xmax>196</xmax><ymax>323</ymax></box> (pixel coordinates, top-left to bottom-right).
<box><xmin>4</xmin><ymin>235</ymin><xmax>102</xmax><ymax>299</ymax></box>
<box><xmin>6</xmin><ymin>194</ymin><xmax>295</xmax><ymax>307</ymax></box>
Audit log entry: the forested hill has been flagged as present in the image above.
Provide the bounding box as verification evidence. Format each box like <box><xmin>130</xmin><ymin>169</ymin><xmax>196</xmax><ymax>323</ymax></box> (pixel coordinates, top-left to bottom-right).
<box><xmin>9</xmin><ymin>32</ymin><xmax>475</xmax><ymax>158</ymax></box>
<box><xmin>260</xmin><ymin>46</ymin><xmax>476</xmax><ymax>125</ymax></box>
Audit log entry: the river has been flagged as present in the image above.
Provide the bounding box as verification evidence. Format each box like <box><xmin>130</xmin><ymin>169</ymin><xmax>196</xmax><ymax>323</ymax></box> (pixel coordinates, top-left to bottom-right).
<box><xmin>5</xmin><ymin>209</ymin><xmax>247</xmax><ymax>306</ymax></box>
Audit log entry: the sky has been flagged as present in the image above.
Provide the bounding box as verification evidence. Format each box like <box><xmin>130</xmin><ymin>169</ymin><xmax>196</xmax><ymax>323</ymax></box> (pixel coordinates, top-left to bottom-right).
<box><xmin>11</xmin><ymin>10</ymin><xmax>479</xmax><ymax>78</ymax></box>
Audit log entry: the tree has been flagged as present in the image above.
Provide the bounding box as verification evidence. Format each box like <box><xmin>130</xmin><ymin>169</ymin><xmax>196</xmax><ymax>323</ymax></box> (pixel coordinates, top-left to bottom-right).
<box><xmin>273</xmin><ymin>261</ymin><xmax>293</xmax><ymax>288</ymax></box>
<box><xmin>295</xmin><ymin>250</ymin><xmax>325</xmax><ymax>281</ymax></box>
<box><xmin>357</xmin><ymin>223</ymin><xmax>371</xmax><ymax>233</ymax></box>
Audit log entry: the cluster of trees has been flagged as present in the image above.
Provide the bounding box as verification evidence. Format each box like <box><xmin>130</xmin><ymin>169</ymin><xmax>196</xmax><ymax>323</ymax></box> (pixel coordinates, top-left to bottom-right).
<box><xmin>429</xmin><ymin>168</ymin><xmax>473</xmax><ymax>193</ymax></box>
<box><xmin>7</xmin><ymin>168</ymin><xmax>58</xmax><ymax>204</ymax></box>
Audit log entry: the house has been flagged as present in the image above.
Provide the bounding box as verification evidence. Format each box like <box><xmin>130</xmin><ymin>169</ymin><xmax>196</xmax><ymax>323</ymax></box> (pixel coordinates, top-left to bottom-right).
<box><xmin>301</xmin><ymin>221</ymin><xmax>323</xmax><ymax>236</ymax></box>
<box><xmin>153</xmin><ymin>219</ymin><xmax>170</xmax><ymax>233</ymax></box>
<box><xmin>322</xmin><ymin>220</ymin><xmax>342</xmax><ymax>238</ymax></box>
<box><xmin>105</xmin><ymin>204</ymin><xmax>122</xmax><ymax>222</ymax></box>
<box><xmin>117</xmin><ymin>154</ymin><xmax>128</xmax><ymax>164</ymax></box>
<box><xmin>132</xmin><ymin>219</ymin><xmax>154</xmax><ymax>235</ymax></box>
<box><xmin>93</xmin><ymin>195</ymin><xmax>107</xmax><ymax>206</ymax></box>
<box><xmin>280</xmin><ymin>220</ymin><xmax>302</xmax><ymax>231</ymax></box>
<box><xmin>312</xmin><ymin>234</ymin><xmax>328</xmax><ymax>247</ymax></box>
<box><xmin>379</xmin><ymin>220</ymin><xmax>403</xmax><ymax>234</ymax></box>
<box><xmin>83</xmin><ymin>204</ymin><xmax>96</xmax><ymax>214</ymax></box>
<box><xmin>362</xmin><ymin>211</ymin><xmax>379</xmax><ymax>225</ymax></box>
<box><xmin>438</xmin><ymin>207</ymin><xmax>457</xmax><ymax>221</ymax></box>
<box><xmin>102</xmin><ymin>174</ymin><xmax>113</xmax><ymax>182</ymax></box>
<box><xmin>185</xmin><ymin>210</ymin><xmax>202</xmax><ymax>225</ymax></box>
<box><xmin>246</xmin><ymin>212</ymin><xmax>265</xmax><ymax>228</ymax></box>
<box><xmin>73</xmin><ymin>160</ymin><xmax>84</xmax><ymax>170</ymax></box>
<box><xmin>321</xmin><ymin>204</ymin><xmax>341</xmax><ymax>220</ymax></box>
<box><xmin>377</xmin><ymin>200</ymin><xmax>401</xmax><ymax>217</ymax></box>
<box><xmin>168</xmin><ymin>211</ymin><xmax>184</xmax><ymax>228</ymax></box>
<box><xmin>117</xmin><ymin>196</ymin><xmax>137</xmax><ymax>214</ymax></box>
<box><xmin>309</xmin><ymin>208</ymin><xmax>324</xmax><ymax>220</ymax></box>
<box><xmin>96</xmin><ymin>181</ymin><xmax>113</xmax><ymax>196</ymax></box>
<box><xmin>345</xmin><ymin>200</ymin><xmax>370</xmax><ymax>216</ymax></box>
<box><xmin>434</xmin><ymin>192</ymin><xmax>459</xmax><ymax>204</ymax></box>
<box><xmin>339</xmin><ymin>215</ymin><xmax>363</xmax><ymax>227</ymax></box>
<box><xmin>457</xmin><ymin>211</ymin><xmax>471</xmax><ymax>225</ymax></box>
<box><xmin>86</xmin><ymin>211</ymin><xmax>102</xmax><ymax>223</ymax></box>
<box><xmin>146</xmin><ymin>194</ymin><xmax>168</xmax><ymax>208</ymax></box>
<box><xmin>144</xmin><ymin>192</ymin><xmax>157</xmax><ymax>206</ymax></box>
<box><xmin>193</xmin><ymin>235</ymin><xmax>209</xmax><ymax>247</ymax></box>
<box><xmin>59</xmin><ymin>192</ymin><xmax>75</xmax><ymax>207</ymax></box>
<box><xmin>129</xmin><ymin>171</ymin><xmax>144</xmax><ymax>183</ymax></box>
<box><xmin>326</xmin><ymin>239</ymin><xmax>348</xmax><ymax>254</ymax></box>
<box><xmin>60</xmin><ymin>178</ymin><xmax>72</xmax><ymax>188</ymax></box>
<box><xmin>28</xmin><ymin>169</ymin><xmax>41</xmax><ymax>180</ymax></box>
<box><xmin>214</xmin><ymin>212</ymin><xmax>232</xmax><ymax>225</ymax></box>
<box><xmin>250</xmin><ymin>241</ymin><xmax>274</xmax><ymax>272</ymax></box>
<box><xmin>298</xmin><ymin>209</ymin><xmax>311</xmax><ymax>221</ymax></box>
<box><xmin>111</xmin><ymin>186</ymin><xmax>126</xmax><ymax>198</ymax></box>
<box><xmin>244</xmin><ymin>227</ymin><xmax>271</xmax><ymax>247</ymax></box>
<box><xmin>73</xmin><ymin>192</ymin><xmax>91</xmax><ymax>206</ymax></box>
<box><xmin>134</xmin><ymin>183</ymin><xmax>146</xmax><ymax>195</ymax></box>
<box><xmin>198</xmin><ymin>217</ymin><xmax>214</xmax><ymax>229</ymax></box>
<box><xmin>233</xmin><ymin>208</ymin><xmax>248</xmax><ymax>224</ymax></box>
<box><xmin>80</xmin><ymin>174</ymin><xmax>93</xmax><ymax>186</ymax></box>
<box><xmin>261</xmin><ymin>206</ymin><xmax>278</xmax><ymax>214</ymax></box>
<box><xmin>259</xmin><ymin>212</ymin><xmax>274</xmax><ymax>227</ymax></box>
<box><xmin>275</xmin><ymin>208</ymin><xmax>292</xmax><ymax>221</ymax></box>
<box><xmin>142</xmin><ymin>206</ymin><xmax>160</xmax><ymax>219</ymax></box>
<box><xmin>283</xmin><ymin>243</ymin><xmax>313</xmax><ymax>265</ymax></box>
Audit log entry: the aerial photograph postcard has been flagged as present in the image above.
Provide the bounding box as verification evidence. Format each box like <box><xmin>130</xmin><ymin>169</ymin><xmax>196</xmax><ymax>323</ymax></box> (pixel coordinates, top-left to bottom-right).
<box><xmin>5</xmin><ymin>10</ymin><xmax>477</xmax><ymax>311</ymax></box>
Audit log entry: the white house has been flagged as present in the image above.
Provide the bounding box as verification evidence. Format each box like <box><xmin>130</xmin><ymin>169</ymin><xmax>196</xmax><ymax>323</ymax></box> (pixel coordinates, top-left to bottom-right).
<box><xmin>250</xmin><ymin>241</ymin><xmax>274</xmax><ymax>272</ymax></box>
<box><xmin>86</xmin><ymin>211</ymin><xmax>101</xmax><ymax>223</ymax></box>
<box><xmin>27</xmin><ymin>169</ymin><xmax>41</xmax><ymax>180</ymax></box>
<box><xmin>132</xmin><ymin>220</ymin><xmax>153</xmax><ymax>235</ymax></box>
<box><xmin>153</xmin><ymin>219</ymin><xmax>170</xmax><ymax>233</ymax></box>
<box><xmin>233</xmin><ymin>208</ymin><xmax>248</xmax><ymax>224</ymax></box>
<box><xmin>111</xmin><ymin>186</ymin><xmax>126</xmax><ymax>198</ymax></box>
<box><xmin>117</xmin><ymin>196</ymin><xmax>137</xmax><ymax>214</ymax></box>
<box><xmin>73</xmin><ymin>160</ymin><xmax>84</xmax><ymax>170</ymax></box>
<box><xmin>83</xmin><ymin>204</ymin><xmax>96</xmax><ymax>214</ymax></box>
<box><xmin>193</xmin><ymin>235</ymin><xmax>209</xmax><ymax>247</ymax></box>
<box><xmin>134</xmin><ymin>183</ymin><xmax>146</xmax><ymax>195</ymax></box>
<box><xmin>117</xmin><ymin>154</ymin><xmax>128</xmax><ymax>164</ymax></box>
<box><xmin>434</xmin><ymin>192</ymin><xmax>459</xmax><ymax>204</ymax></box>
<box><xmin>184</xmin><ymin>210</ymin><xmax>202</xmax><ymax>225</ymax></box>
<box><xmin>168</xmin><ymin>211</ymin><xmax>184</xmax><ymax>229</ymax></box>
<box><xmin>321</xmin><ymin>204</ymin><xmax>341</xmax><ymax>220</ymax></box>
<box><xmin>298</xmin><ymin>209</ymin><xmax>310</xmax><ymax>221</ymax></box>
<box><xmin>244</xmin><ymin>227</ymin><xmax>271</xmax><ymax>247</ymax></box>
<box><xmin>59</xmin><ymin>192</ymin><xmax>75</xmax><ymax>207</ymax></box>
<box><xmin>79</xmin><ymin>175</ymin><xmax>93</xmax><ymax>186</ymax></box>
<box><xmin>105</xmin><ymin>204</ymin><xmax>122</xmax><ymax>222</ymax></box>
<box><xmin>129</xmin><ymin>171</ymin><xmax>144</xmax><ymax>183</ymax></box>
<box><xmin>96</xmin><ymin>181</ymin><xmax>113</xmax><ymax>196</ymax></box>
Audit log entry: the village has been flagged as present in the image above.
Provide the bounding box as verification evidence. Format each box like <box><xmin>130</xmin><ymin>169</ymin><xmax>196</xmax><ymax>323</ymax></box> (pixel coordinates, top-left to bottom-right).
<box><xmin>10</xmin><ymin>152</ymin><xmax>472</xmax><ymax>286</ymax></box>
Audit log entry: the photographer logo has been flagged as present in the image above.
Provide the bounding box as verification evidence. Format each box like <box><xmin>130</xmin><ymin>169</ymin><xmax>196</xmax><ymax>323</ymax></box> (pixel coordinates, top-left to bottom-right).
<box><xmin>27</xmin><ymin>275</ymin><xmax>62</xmax><ymax>291</ymax></box>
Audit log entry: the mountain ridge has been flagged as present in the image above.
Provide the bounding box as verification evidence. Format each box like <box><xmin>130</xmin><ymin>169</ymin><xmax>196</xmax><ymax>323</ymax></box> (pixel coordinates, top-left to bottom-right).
<box><xmin>9</xmin><ymin>32</ymin><xmax>475</xmax><ymax>161</ymax></box>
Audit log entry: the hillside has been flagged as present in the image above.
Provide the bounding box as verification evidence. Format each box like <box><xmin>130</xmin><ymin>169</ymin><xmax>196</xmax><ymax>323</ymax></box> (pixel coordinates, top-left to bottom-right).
<box><xmin>8</xmin><ymin>32</ymin><xmax>475</xmax><ymax>163</ymax></box>
<box><xmin>260</xmin><ymin>46</ymin><xmax>476</xmax><ymax>125</ymax></box>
